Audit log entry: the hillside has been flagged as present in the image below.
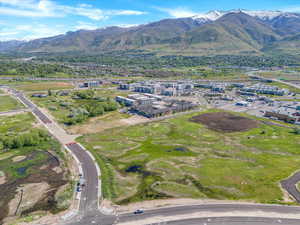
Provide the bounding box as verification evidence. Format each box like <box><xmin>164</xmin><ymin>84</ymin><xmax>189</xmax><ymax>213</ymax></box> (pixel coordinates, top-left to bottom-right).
<box><xmin>1</xmin><ymin>10</ymin><xmax>300</xmax><ymax>56</ymax></box>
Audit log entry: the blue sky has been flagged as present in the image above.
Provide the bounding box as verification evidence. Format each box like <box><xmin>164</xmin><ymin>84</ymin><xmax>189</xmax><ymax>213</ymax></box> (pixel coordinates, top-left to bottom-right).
<box><xmin>1</xmin><ymin>0</ymin><xmax>300</xmax><ymax>41</ymax></box>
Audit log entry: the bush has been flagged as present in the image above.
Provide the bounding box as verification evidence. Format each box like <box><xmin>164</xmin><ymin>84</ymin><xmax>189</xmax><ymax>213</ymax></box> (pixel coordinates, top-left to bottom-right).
<box><xmin>73</xmin><ymin>90</ymin><xmax>95</xmax><ymax>99</ymax></box>
<box><xmin>0</xmin><ymin>129</ymin><xmax>49</xmax><ymax>149</ymax></box>
<box><xmin>294</xmin><ymin>127</ymin><xmax>300</xmax><ymax>135</ymax></box>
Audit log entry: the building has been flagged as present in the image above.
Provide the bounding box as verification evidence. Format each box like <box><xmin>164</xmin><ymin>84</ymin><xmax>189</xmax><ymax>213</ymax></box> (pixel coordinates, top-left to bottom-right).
<box><xmin>232</xmin><ymin>83</ymin><xmax>245</xmax><ymax>88</ymax></box>
<box><xmin>79</xmin><ymin>80</ymin><xmax>101</xmax><ymax>88</ymax></box>
<box><xmin>116</xmin><ymin>96</ymin><xmax>136</xmax><ymax>106</ymax></box>
<box><xmin>264</xmin><ymin>111</ymin><xmax>296</xmax><ymax>123</ymax></box>
<box><xmin>241</xmin><ymin>84</ymin><xmax>287</xmax><ymax>96</ymax></box>
<box><xmin>119</xmin><ymin>83</ymin><xmax>137</xmax><ymax>90</ymax></box>
<box><xmin>131</xmin><ymin>100</ymin><xmax>197</xmax><ymax>118</ymax></box>
<box><xmin>195</xmin><ymin>82</ymin><xmax>227</xmax><ymax>93</ymax></box>
<box><xmin>237</xmin><ymin>91</ymin><xmax>257</xmax><ymax>97</ymax></box>
<box><xmin>31</xmin><ymin>93</ymin><xmax>48</xmax><ymax>98</ymax></box>
<box><xmin>236</xmin><ymin>101</ymin><xmax>249</xmax><ymax>107</ymax></box>
<box><xmin>128</xmin><ymin>94</ymin><xmax>155</xmax><ymax>105</ymax></box>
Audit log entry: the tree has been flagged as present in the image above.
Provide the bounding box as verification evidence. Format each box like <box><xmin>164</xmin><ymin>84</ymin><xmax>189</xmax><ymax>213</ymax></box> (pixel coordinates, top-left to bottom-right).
<box><xmin>294</xmin><ymin>127</ymin><xmax>300</xmax><ymax>135</ymax></box>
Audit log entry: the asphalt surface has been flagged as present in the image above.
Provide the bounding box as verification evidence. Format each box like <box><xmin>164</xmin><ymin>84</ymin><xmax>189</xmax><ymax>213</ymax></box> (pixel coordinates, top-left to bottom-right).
<box><xmin>65</xmin><ymin>143</ymin><xmax>99</xmax><ymax>213</ymax></box>
<box><xmin>118</xmin><ymin>204</ymin><xmax>300</xmax><ymax>224</ymax></box>
<box><xmin>281</xmin><ymin>172</ymin><xmax>300</xmax><ymax>203</ymax></box>
<box><xmin>159</xmin><ymin>217</ymin><xmax>300</xmax><ymax>225</ymax></box>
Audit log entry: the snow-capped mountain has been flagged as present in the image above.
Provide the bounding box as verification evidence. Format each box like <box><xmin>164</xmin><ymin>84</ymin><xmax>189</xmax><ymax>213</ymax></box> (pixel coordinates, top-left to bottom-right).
<box><xmin>192</xmin><ymin>9</ymin><xmax>300</xmax><ymax>22</ymax></box>
<box><xmin>192</xmin><ymin>10</ymin><xmax>225</xmax><ymax>22</ymax></box>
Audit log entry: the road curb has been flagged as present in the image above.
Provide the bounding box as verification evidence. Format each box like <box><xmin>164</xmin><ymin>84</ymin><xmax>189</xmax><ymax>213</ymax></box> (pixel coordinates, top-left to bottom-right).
<box><xmin>76</xmin><ymin>142</ymin><xmax>103</xmax><ymax>212</ymax></box>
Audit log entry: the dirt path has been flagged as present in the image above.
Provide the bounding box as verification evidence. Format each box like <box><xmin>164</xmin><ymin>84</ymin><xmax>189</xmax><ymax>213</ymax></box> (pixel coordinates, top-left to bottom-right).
<box><xmin>0</xmin><ymin>109</ymin><xmax>31</xmax><ymax>117</ymax></box>
<box><xmin>117</xmin><ymin>198</ymin><xmax>257</xmax><ymax>213</ymax></box>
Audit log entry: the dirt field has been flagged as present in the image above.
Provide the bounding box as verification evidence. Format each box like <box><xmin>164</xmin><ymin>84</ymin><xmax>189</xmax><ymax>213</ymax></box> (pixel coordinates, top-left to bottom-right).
<box><xmin>17</xmin><ymin>82</ymin><xmax>74</xmax><ymax>92</ymax></box>
<box><xmin>190</xmin><ymin>112</ymin><xmax>260</xmax><ymax>133</ymax></box>
<box><xmin>0</xmin><ymin>151</ymin><xmax>68</xmax><ymax>223</ymax></box>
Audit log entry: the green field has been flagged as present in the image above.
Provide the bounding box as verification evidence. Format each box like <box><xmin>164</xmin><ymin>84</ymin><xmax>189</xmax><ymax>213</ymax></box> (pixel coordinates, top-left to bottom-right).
<box><xmin>15</xmin><ymin>81</ymin><xmax>74</xmax><ymax>92</ymax></box>
<box><xmin>259</xmin><ymin>71</ymin><xmax>300</xmax><ymax>81</ymax></box>
<box><xmin>0</xmin><ymin>96</ymin><xmax>24</xmax><ymax>112</ymax></box>
<box><xmin>78</xmin><ymin>110</ymin><xmax>300</xmax><ymax>204</ymax></box>
<box><xmin>270</xmin><ymin>82</ymin><xmax>300</xmax><ymax>94</ymax></box>
<box><xmin>30</xmin><ymin>89</ymin><xmax>124</xmax><ymax>127</ymax></box>
<box><xmin>274</xmin><ymin>98</ymin><xmax>300</xmax><ymax>102</ymax></box>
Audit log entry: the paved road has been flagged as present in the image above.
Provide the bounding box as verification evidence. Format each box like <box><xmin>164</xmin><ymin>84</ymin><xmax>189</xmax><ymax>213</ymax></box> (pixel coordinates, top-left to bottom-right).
<box><xmin>281</xmin><ymin>172</ymin><xmax>300</xmax><ymax>203</ymax></box>
<box><xmin>118</xmin><ymin>204</ymin><xmax>300</xmax><ymax>224</ymax></box>
<box><xmin>66</xmin><ymin>143</ymin><xmax>99</xmax><ymax>213</ymax></box>
<box><xmin>160</xmin><ymin>217</ymin><xmax>300</xmax><ymax>225</ymax></box>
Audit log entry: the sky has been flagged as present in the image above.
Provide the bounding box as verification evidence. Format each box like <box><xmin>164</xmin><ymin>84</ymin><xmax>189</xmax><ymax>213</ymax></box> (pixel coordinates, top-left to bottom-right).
<box><xmin>1</xmin><ymin>0</ymin><xmax>300</xmax><ymax>41</ymax></box>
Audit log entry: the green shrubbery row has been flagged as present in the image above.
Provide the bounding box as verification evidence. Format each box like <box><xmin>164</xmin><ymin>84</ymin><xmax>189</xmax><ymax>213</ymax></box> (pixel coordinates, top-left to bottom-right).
<box><xmin>0</xmin><ymin>129</ymin><xmax>49</xmax><ymax>150</ymax></box>
<box><xmin>63</xmin><ymin>90</ymin><xmax>119</xmax><ymax>125</ymax></box>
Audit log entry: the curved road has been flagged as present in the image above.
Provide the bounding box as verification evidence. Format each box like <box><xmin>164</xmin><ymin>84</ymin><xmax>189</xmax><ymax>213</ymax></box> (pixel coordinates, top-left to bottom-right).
<box><xmin>8</xmin><ymin>88</ymin><xmax>300</xmax><ymax>225</ymax></box>
<box><xmin>117</xmin><ymin>204</ymin><xmax>300</xmax><ymax>225</ymax></box>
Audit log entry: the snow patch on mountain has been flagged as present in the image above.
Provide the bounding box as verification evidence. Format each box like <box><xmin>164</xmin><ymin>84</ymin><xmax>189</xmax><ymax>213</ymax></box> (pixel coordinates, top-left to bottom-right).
<box><xmin>191</xmin><ymin>10</ymin><xmax>300</xmax><ymax>22</ymax></box>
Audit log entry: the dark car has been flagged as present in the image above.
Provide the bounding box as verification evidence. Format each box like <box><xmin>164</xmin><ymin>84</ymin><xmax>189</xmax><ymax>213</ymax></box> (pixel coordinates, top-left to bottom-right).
<box><xmin>134</xmin><ymin>209</ymin><xmax>144</xmax><ymax>214</ymax></box>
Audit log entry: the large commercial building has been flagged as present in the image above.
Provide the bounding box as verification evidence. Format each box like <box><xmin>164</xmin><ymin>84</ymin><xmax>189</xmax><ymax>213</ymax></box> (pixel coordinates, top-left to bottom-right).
<box><xmin>119</xmin><ymin>81</ymin><xmax>194</xmax><ymax>96</ymax></box>
<box><xmin>241</xmin><ymin>84</ymin><xmax>288</xmax><ymax>96</ymax></box>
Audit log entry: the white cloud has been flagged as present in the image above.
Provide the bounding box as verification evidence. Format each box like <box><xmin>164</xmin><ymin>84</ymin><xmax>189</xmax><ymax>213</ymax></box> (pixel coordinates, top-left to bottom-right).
<box><xmin>0</xmin><ymin>0</ymin><xmax>61</xmax><ymax>17</ymax></box>
<box><xmin>0</xmin><ymin>23</ymin><xmax>67</xmax><ymax>41</ymax></box>
<box><xmin>21</xmin><ymin>24</ymin><xmax>66</xmax><ymax>40</ymax></box>
<box><xmin>110</xmin><ymin>10</ymin><xmax>146</xmax><ymax>16</ymax></box>
<box><xmin>155</xmin><ymin>7</ymin><xmax>197</xmax><ymax>18</ymax></box>
<box><xmin>116</xmin><ymin>24</ymin><xmax>139</xmax><ymax>28</ymax></box>
<box><xmin>0</xmin><ymin>0</ymin><xmax>146</xmax><ymax>20</ymax></box>
<box><xmin>0</xmin><ymin>0</ymin><xmax>36</xmax><ymax>8</ymax></box>
<box><xmin>0</xmin><ymin>31</ymin><xmax>18</xmax><ymax>36</ymax></box>
<box><xmin>64</xmin><ymin>6</ymin><xmax>107</xmax><ymax>20</ymax></box>
<box><xmin>281</xmin><ymin>6</ymin><xmax>300</xmax><ymax>12</ymax></box>
<box><xmin>74</xmin><ymin>21</ymin><xmax>98</xmax><ymax>30</ymax></box>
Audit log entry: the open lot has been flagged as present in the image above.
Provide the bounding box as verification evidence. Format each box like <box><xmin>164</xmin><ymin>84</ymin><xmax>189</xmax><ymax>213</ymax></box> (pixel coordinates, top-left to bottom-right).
<box><xmin>0</xmin><ymin>113</ymin><xmax>71</xmax><ymax>224</ymax></box>
<box><xmin>259</xmin><ymin>71</ymin><xmax>300</xmax><ymax>82</ymax></box>
<box><xmin>270</xmin><ymin>81</ymin><xmax>300</xmax><ymax>94</ymax></box>
<box><xmin>30</xmin><ymin>88</ymin><xmax>130</xmax><ymax>134</ymax></box>
<box><xmin>15</xmin><ymin>81</ymin><xmax>74</xmax><ymax>92</ymax></box>
<box><xmin>78</xmin><ymin>110</ymin><xmax>300</xmax><ymax>205</ymax></box>
<box><xmin>190</xmin><ymin>112</ymin><xmax>260</xmax><ymax>132</ymax></box>
<box><xmin>0</xmin><ymin>95</ymin><xmax>25</xmax><ymax>112</ymax></box>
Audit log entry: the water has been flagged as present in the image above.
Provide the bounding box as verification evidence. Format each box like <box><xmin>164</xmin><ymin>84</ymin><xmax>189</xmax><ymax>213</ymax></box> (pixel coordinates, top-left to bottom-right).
<box><xmin>17</xmin><ymin>167</ymin><xmax>27</xmax><ymax>176</ymax></box>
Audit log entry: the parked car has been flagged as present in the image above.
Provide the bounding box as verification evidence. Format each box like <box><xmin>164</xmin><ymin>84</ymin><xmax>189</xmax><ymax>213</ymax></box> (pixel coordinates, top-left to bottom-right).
<box><xmin>134</xmin><ymin>209</ymin><xmax>144</xmax><ymax>214</ymax></box>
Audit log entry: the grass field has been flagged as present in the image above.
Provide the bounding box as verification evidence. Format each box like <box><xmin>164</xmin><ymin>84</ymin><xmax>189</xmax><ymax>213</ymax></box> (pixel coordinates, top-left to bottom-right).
<box><xmin>15</xmin><ymin>81</ymin><xmax>74</xmax><ymax>92</ymax></box>
<box><xmin>78</xmin><ymin>109</ymin><xmax>300</xmax><ymax>205</ymax></box>
<box><xmin>0</xmin><ymin>96</ymin><xmax>24</xmax><ymax>112</ymax></box>
<box><xmin>259</xmin><ymin>71</ymin><xmax>300</xmax><ymax>81</ymax></box>
<box><xmin>271</xmin><ymin>82</ymin><xmax>300</xmax><ymax>94</ymax></box>
<box><xmin>30</xmin><ymin>88</ymin><xmax>128</xmax><ymax>132</ymax></box>
<box><xmin>274</xmin><ymin>99</ymin><xmax>300</xmax><ymax>102</ymax></box>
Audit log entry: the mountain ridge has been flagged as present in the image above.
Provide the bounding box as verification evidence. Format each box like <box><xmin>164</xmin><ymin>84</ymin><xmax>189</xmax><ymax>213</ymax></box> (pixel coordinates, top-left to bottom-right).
<box><xmin>2</xmin><ymin>9</ymin><xmax>300</xmax><ymax>56</ymax></box>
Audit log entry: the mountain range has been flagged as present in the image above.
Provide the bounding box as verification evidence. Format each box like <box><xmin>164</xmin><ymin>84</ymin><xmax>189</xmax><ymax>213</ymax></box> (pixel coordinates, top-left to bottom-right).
<box><xmin>2</xmin><ymin>9</ymin><xmax>300</xmax><ymax>56</ymax></box>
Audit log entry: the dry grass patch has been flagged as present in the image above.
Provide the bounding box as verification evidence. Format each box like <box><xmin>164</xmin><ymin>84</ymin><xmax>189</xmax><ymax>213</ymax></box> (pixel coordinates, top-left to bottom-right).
<box><xmin>12</xmin><ymin>156</ymin><xmax>26</xmax><ymax>162</ymax></box>
<box><xmin>152</xmin><ymin>181</ymin><xmax>206</xmax><ymax>198</ymax></box>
